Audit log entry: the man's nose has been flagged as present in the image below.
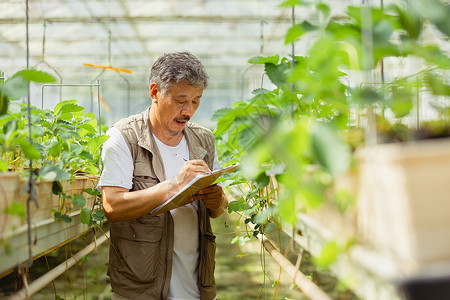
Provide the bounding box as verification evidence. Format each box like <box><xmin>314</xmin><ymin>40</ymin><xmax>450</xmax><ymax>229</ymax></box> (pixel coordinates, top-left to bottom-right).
<box><xmin>181</xmin><ymin>102</ymin><xmax>194</xmax><ymax>116</ymax></box>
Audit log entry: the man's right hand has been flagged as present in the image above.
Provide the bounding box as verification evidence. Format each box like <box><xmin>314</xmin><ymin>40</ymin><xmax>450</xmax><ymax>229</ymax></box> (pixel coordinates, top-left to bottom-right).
<box><xmin>173</xmin><ymin>159</ymin><xmax>211</xmax><ymax>187</ymax></box>
<box><xmin>103</xmin><ymin>159</ymin><xmax>211</xmax><ymax>222</ymax></box>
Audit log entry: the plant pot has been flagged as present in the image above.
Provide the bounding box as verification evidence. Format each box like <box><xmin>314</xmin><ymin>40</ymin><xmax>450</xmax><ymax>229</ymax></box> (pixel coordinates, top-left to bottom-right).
<box><xmin>0</xmin><ymin>174</ymin><xmax>100</xmax><ymax>234</ymax></box>
<box><xmin>356</xmin><ymin>137</ymin><xmax>450</xmax><ymax>273</ymax></box>
<box><xmin>0</xmin><ymin>172</ymin><xmax>21</xmax><ymax>237</ymax></box>
<box><xmin>0</xmin><ymin>174</ymin><xmax>98</xmax><ymax>232</ymax></box>
<box><xmin>0</xmin><ymin>175</ymin><xmax>100</xmax><ymax>276</ymax></box>
<box><xmin>16</xmin><ymin>175</ymin><xmax>99</xmax><ymax>226</ymax></box>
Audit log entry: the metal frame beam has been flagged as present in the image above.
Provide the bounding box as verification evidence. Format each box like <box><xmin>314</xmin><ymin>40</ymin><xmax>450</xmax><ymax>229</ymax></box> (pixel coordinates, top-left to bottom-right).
<box><xmin>0</xmin><ymin>15</ymin><xmax>292</xmax><ymax>24</ymax></box>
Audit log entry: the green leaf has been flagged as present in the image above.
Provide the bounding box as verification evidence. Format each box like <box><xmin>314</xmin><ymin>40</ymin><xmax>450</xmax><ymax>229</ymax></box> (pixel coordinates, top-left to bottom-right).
<box><xmin>314</xmin><ymin>241</ymin><xmax>338</xmax><ymax>267</ymax></box>
<box><xmin>72</xmin><ymin>194</ymin><xmax>86</xmax><ymax>208</ymax></box>
<box><xmin>432</xmin><ymin>9</ymin><xmax>450</xmax><ymax>38</ymax></box>
<box><xmin>302</xmin><ymin>187</ymin><xmax>323</xmax><ymax>209</ymax></box>
<box><xmin>227</xmin><ymin>199</ymin><xmax>250</xmax><ymax>213</ymax></box>
<box><xmin>353</xmin><ymin>87</ymin><xmax>383</xmax><ymax>104</ymax></box>
<box><xmin>54</xmin><ymin>212</ymin><xmax>72</xmax><ymax>223</ymax></box>
<box><xmin>277</xmin><ymin>197</ymin><xmax>296</xmax><ymax>225</ymax></box>
<box><xmin>254</xmin><ymin>171</ymin><xmax>270</xmax><ymax>188</ymax></box>
<box><xmin>310</xmin><ymin>122</ymin><xmax>351</xmax><ymax>176</ymax></box>
<box><xmin>415</xmin><ymin>45</ymin><xmax>450</xmax><ymax>69</ymax></box>
<box><xmin>87</xmin><ymin>135</ymin><xmax>109</xmax><ymax>155</ymax></box>
<box><xmin>39</xmin><ymin>165</ymin><xmax>71</xmax><ymax>181</ymax></box>
<box><xmin>78</xmin><ymin>150</ymin><xmax>94</xmax><ymax>161</ymax></box>
<box><xmin>265</xmin><ymin>63</ymin><xmax>289</xmax><ymax>87</ymax></box>
<box><xmin>0</xmin><ymin>160</ymin><xmax>8</xmax><ymax>172</ymax></box>
<box><xmin>52</xmin><ymin>181</ymin><xmax>63</xmax><ymax>195</ymax></box>
<box><xmin>4</xmin><ymin>74</ymin><xmax>28</xmax><ymax>99</ymax></box>
<box><xmin>388</xmin><ymin>85</ymin><xmax>414</xmax><ymax>118</ymax></box>
<box><xmin>410</xmin><ymin>0</ymin><xmax>450</xmax><ymax>38</ymax></box>
<box><xmin>53</xmin><ymin>100</ymin><xmax>79</xmax><ymax>116</ymax></box>
<box><xmin>285</xmin><ymin>24</ymin><xmax>305</xmax><ymax>44</ymax></box>
<box><xmin>85</xmin><ymin>112</ymin><xmax>96</xmax><ymax>119</ymax></box>
<box><xmin>5</xmin><ymin>202</ymin><xmax>26</xmax><ymax>221</ymax></box>
<box><xmin>80</xmin><ymin>208</ymin><xmax>91</xmax><ymax>225</ymax></box>
<box><xmin>279</xmin><ymin>0</ymin><xmax>302</xmax><ymax>7</ymax></box>
<box><xmin>31</xmin><ymin>125</ymin><xmax>45</xmax><ymax>137</ymax></box>
<box><xmin>18</xmin><ymin>139</ymin><xmax>42</xmax><ymax>160</ymax></box>
<box><xmin>83</xmin><ymin>188</ymin><xmax>101</xmax><ymax>197</ymax></box>
<box><xmin>285</xmin><ymin>21</ymin><xmax>317</xmax><ymax>44</ymax></box>
<box><xmin>248</xmin><ymin>55</ymin><xmax>279</xmax><ymax>65</ymax></box>
<box><xmin>317</xmin><ymin>3</ymin><xmax>331</xmax><ymax>20</ymax></box>
<box><xmin>254</xmin><ymin>207</ymin><xmax>273</xmax><ymax>224</ymax></box>
<box><xmin>57</xmin><ymin>104</ymin><xmax>84</xmax><ymax>119</ymax></box>
<box><xmin>61</xmin><ymin>214</ymin><xmax>72</xmax><ymax>223</ymax></box>
<box><xmin>393</xmin><ymin>5</ymin><xmax>422</xmax><ymax>40</ymax></box>
<box><xmin>425</xmin><ymin>74</ymin><xmax>450</xmax><ymax>96</ymax></box>
<box><xmin>212</xmin><ymin>108</ymin><xmax>237</xmax><ymax>135</ymax></box>
<box><xmin>77</xmin><ymin>123</ymin><xmax>97</xmax><ymax>134</ymax></box>
<box><xmin>59</xmin><ymin>130</ymin><xmax>81</xmax><ymax>140</ymax></box>
<box><xmin>0</xmin><ymin>88</ymin><xmax>9</xmax><ymax>116</ymax></box>
<box><xmin>93</xmin><ymin>209</ymin><xmax>105</xmax><ymax>222</ymax></box>
<box><xmin>251</xmin><ymin>88</ymin><xmax>271</xmax><ymax>96</ymax></box>
<box><xmin>15</xmin><ymin>69</ymin><xmax>56</xmax><ymax>83</ymax></box>
<box><xmin>3</xmin><ymin>241</ymin><xmax>13</xmax><ymax>255</ymax></box>
<box><xmin>82</xmin><ymin>165</ymin><xmax>99</xmax><ymax>175</ymax></box>
<box><xmin>48</xmin><ymin>141</ymin><xmax>63</xmax><ymax>157</ymax></box>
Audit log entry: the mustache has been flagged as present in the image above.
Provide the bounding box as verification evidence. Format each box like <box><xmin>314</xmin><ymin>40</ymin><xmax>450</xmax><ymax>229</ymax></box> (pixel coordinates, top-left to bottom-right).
<box><xmin>175</xmin><ymin>115</ymin><xmax>190</xmax><ymax>122</ymax></box>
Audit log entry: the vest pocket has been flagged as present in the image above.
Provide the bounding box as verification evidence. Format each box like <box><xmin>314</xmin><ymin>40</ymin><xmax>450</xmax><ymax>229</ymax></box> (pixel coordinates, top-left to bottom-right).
<box><xmin>133</xmin><ymin>162</ymin><xmax>159</xmax><ymax>190</ymax></box>
<box><xmin>113</xmin><ymin>219</ymin><xmax>163</xmax><ymax>283</ymax></box>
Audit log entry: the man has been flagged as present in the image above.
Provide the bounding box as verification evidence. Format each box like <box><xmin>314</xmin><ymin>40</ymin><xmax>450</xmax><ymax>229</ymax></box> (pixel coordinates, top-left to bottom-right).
<box><xmin>98</xmin><ymin>52</ymin><xmax>227</xmax><ymax>300</ymax></box>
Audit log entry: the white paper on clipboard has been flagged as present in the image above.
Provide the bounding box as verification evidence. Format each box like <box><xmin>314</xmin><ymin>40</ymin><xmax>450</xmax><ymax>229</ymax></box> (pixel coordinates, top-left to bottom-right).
<box><xmin>149</xmin><ymin>163</ymin><xmax>239</xmax><ymax>216</ymax></box>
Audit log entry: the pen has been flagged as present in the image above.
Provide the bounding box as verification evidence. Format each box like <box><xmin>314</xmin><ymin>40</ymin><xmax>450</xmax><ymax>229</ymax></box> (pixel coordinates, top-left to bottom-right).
<box><xmin>175</xmin><ymin>153</ymin><xmax>188</xmax><ymax>162</ymax></box>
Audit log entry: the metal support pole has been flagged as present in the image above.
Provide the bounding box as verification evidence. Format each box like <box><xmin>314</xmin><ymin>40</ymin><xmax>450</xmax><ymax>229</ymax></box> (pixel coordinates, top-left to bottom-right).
<box><xmin>290</xmin><ymin>5</ymin><xmax>296</xmax><ymax>119</ymax></box>
<box><xmin>90</xmin><ymin>69</ymin><xmax>105</xmax><ymax>112</ymax></box>
<box><xmin>41</xmin><ymin>82</ymin><xmax>102</xmax><ymax>140</ymax></box>
<box><xmin>34</xmin><ymin>21</ymin><xmax>64</xmax><ymax>102</ymax></box>
<box><xmin>118</xmin><ymin>73</ymin><xmax>131</xmax><ymax>116</ymax></box>
<box><xmin>22</xmin><ymin>0</ymin><xmax>39</xmax><ymax>273</ymax></box>
<box><xmin>41</xmin><ymin>83</ymin><xmax>101</xmax><ymax>109</ymax></box>
<box><xmin>97</xmin><ymin>80</ymin><xmax>102</xmax><ymax>134</ymax></box>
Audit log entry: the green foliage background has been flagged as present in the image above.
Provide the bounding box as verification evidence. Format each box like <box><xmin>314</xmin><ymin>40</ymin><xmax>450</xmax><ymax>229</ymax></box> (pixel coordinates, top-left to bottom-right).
<box><xmin>214</xmin><ymin>0</ymin><xmax>450</xmax><ymax>263</ymax></box>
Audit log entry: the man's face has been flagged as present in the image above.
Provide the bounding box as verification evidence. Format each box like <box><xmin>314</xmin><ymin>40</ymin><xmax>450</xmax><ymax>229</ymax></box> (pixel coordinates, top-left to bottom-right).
<box><xmin>153</xmin><ymin>81</ymin><xmax>203</xmax><ymax>136</ymax></box>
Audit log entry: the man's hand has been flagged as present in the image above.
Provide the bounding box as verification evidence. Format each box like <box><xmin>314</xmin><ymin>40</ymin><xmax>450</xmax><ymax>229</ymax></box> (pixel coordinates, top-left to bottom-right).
<box><xmin>192</xmin><ymin>184</ymin><xmax>228</xmax><ymax>218</ymax></box>
<box><xmin>173</xmin><ymin>159</ymin><xmax>211</xmax><ymax>187</ymax></box>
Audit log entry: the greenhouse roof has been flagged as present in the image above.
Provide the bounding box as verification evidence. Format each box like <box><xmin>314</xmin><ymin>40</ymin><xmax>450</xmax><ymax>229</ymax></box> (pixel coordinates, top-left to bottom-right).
<box><xmin>0</xmin><ymin>0</ymin><xmax>391</xmax><ymax>126</ymax></box>
<box><xmin>0</xmin><ymin>0</ymin><xmax>298</xmax><ymax>124</ymax></box>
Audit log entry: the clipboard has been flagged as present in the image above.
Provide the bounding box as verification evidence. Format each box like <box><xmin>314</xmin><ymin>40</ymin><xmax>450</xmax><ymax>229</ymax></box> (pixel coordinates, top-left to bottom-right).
<box><xmin>149</xmin><ymin>163</ymin><xmax>239</xmax><ymax>216</ymax></box>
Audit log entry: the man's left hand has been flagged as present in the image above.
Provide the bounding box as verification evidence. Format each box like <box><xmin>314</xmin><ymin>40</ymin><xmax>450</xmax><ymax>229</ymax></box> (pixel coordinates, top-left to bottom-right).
<box><xmin>192</xmin><ymin>184</ymin><xmax>228</xmax><ymax>217</ymax></box>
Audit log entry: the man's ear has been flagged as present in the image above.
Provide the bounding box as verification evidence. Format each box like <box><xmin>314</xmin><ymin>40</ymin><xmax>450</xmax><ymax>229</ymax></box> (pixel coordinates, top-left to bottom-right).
<box><xmin>149</xmin><ymin>83</ymin><xmax>159</xmax><ymax>103</ymax></box>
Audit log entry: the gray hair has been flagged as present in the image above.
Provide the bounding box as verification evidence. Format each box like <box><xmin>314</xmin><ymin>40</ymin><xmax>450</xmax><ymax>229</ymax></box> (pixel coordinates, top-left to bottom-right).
<box><xmin>149</xmin><ymin>51</ymin><xmax>209</xmax><ymax>95</ymax></box>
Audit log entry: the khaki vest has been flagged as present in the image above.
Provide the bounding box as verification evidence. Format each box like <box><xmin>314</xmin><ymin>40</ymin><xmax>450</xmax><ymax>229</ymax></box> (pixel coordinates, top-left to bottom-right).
<box><xmin>108</xmin><ymin>108</ymin><xmax>217</xmax><ymax>300</ymax></box>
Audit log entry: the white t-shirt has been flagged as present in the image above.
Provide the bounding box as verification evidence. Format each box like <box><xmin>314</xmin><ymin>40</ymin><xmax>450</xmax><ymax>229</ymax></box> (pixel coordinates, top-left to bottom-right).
<box><xmin>98</xmin><ymin>126</ymin><xmax>219</xmax><ymax>300</ymax></box>
<box><xmin>152</xmin><ymin>134</ymin><xmax>200</xmax><ymax>300</ymax></box>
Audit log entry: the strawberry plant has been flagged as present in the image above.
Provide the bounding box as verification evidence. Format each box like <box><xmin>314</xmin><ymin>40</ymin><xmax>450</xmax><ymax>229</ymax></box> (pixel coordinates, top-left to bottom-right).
<box><xmin>0</xmin><ymin>68</ymin><xmax>109</xmax><ymax>228</ymax></box>
<box><xmin>215</xmin><ymin>0</ymin><xmax>450</xmax><ymax>250</ymax></box>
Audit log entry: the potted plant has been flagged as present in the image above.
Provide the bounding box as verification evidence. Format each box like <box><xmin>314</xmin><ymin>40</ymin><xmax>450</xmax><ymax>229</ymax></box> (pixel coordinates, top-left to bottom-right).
<box><xmin>0</xmin><ymin>68</ymin><xmax>109</xmax><ymax>275</ymax></box>
<box><xmin>344</xmin><ymin>1</ymin><xmax>450</xmax><ymax>272</ymax></box>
